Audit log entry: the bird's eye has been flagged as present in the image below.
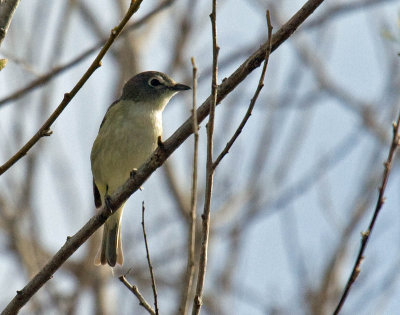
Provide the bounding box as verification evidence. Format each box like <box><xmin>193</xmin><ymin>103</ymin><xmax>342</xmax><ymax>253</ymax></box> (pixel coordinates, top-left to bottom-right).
<box><xmin>149</xmin><ymin>78</ymin><xmax>162</xmax><ymax>87</ymax></box>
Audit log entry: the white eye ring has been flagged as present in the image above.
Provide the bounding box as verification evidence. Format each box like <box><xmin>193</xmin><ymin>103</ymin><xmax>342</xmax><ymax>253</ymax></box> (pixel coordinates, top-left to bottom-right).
<box><xmin>148</xmin><ymin>77</ymin><xmax>163</xmax><ymax>87</ymax></box>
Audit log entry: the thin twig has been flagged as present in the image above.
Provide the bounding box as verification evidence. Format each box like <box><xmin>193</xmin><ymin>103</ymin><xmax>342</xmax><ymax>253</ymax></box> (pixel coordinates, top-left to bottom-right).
<box><xmin>119</xmin><ymin>275</ymin><xmax>156</xmax><ymax>315</ymax></box>
<box><xmin>142</xmin><ymin>201</ymin><xmax>159</xmax><ymax>315</ymax></box>
<box><xmin>333</xmin><ymin>110</ymin><xmax>400</xmax><ymax>315</ymax></box>
<box><xmin>192</xmin><ymin>1</ymin><xmax>219</xmax><ymax>314</ymax></box>
<box><xmin>0</xmin><ymin>1</ymin><xmax>325</xmax><ymax>312</ymax></box>
<box><xmin>0</xmin><ymin>0</ymin><xmax>143</xmax><ymax>176</ymax></box>
<box><xmin>213</xmin><ymin>10</ymin><xmax>274</xmax><ymax>170</ymax></box>
<box><xmin>0</xmin><ymin>1</ymin><xmax>144</xmax><ymax>312</ymax></box>
<box><xmin>0</xmin><ymin>0</ymin><xmax>21</xmax><ymax>47</ymax></box>
<box><xmin>0</xmin><ymin>0</ymin><xmax>174</xmax><ymax>108</ymax></box>
<box><xmin>178</xmin><ymin>57</ymin><xmax>199</xmax><ymax>315</ymax></box>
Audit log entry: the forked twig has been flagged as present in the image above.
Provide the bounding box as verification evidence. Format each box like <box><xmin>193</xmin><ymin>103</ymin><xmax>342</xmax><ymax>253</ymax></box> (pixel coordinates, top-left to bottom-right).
<box><xmin>213</xmin><ymin>10</ymin><xmax>274</xmax><ymax>170</ymax></box>
<box><xmin>119</xmin><ymin>275</ymin><xmax>156</xmax><ymax>315</ymax></box>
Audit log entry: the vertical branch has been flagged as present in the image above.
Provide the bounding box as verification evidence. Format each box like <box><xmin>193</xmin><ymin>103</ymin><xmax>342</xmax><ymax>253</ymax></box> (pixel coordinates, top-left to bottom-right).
<box><xmin>141</xmin><ymin>202</ymin><xmax>159</xmax><ymax>315</ymax></box>
<box><xmin>178</xmin><ymin>57</ymin><xmax>199</xmax><ymax>315</ymax></box>
<box><xmin>333</xmin><ymin>110</ymin><xmax>400</xmax><ymax>315</ymax></box>
<box><xmin>212</xmin><ymin>10</ymin><xmax>273</xmax><ymax>169</ymax></box>
<box><xmin>192</xmin><ymin>1</ymin><xmax>219</xmax><ymax>315</ymax></box>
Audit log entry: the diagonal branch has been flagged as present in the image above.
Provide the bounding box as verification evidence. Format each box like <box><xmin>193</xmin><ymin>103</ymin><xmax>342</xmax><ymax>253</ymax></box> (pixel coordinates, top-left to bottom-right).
<box><xmin>0</xmin><ymin>0</ymin><xmax>21</xmax><ymax>47</ymax></box>
<box><xmin>0</xmin><ymin>45</ymin><xmax>99</xmax><ymax>107</ymax></box>
<box><xmin>1</xmin><ymin>1</ymin><xmax>326</xmax><ymax>313</ymax></box>
<box><xmin>119</xmin><ymin>275</ymin><xmax>156</xmax><ymax>315</ymax></box>
<box><xmin>213</xmin><ymin>10</ymin><xmax>274</xmax><ymax>170</ymax></box>
<box><xmin>0</xmin><ymin>0</ymin><xmax>144</xmax><ymax>176</ymax></box>
<box><xmin>333</xmin><ymin>109</ymin><xmax>400</xmax><ymax>314</ymax></box>
<box><xmin>0</xmin><ymin>0</ymin><xmax>174</xmax><ymax>108</ymax></box>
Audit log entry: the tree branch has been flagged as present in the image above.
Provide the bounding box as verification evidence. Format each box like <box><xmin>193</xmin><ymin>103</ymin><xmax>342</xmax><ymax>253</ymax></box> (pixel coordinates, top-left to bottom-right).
<box><xmin>333</xmin><ymin>109</ymin><xmax>400</xmax><ymax>314</ymax></box>
<box><xmin>178</xmin><ymin>57</ymin><xmax>199</xmax><ymax>315</ymax></box>
<box><xmin>213</xmin><ymin>10</ymin><xmax>273</xmax><ymax>170</ymax></box>
<box><xmin>0</xmin><ymin>0</ymin><xmax>21</xmax><ymax>47</ymax></box>
<box><xmin>0</xmin><ymin>0</ymin><xmax>174</xmax><ymax>108</ymax></box>
<box><xmin>0</xmin><ymin>0</ymin><xmax>143</xmax><ymax>176</ymax></box>
<box><xmin>1</xmin><ymin>0</ymin><xmax>326</xmax><ymax>313</ymax></box>
<box><xmin>0</xmin><ymin>45</ymin><xmax>98</xmax><ymax>107</ymax></box>
<box><xmin>141</xmin><ymin>202</ymin><xmax>159</xmax><ymax>315</ymax></box>
<box><xmin>119</xmin><ymin>275</ymin><xmax>156</xmax><ymax>315</ymax></box>
<box><xmin>192</xmin><ymin>1</ymin><xmax>219</xmax><ymax>313</ymax></box>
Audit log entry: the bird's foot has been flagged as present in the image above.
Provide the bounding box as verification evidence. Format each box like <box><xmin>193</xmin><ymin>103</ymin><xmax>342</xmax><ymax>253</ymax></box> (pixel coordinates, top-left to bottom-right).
<box><xmin>105</xmin><ymin>194</ymin><xmax>113</xmax><ymax>214</ymax></box>
<box><xmin>130</xmin><ymin>168</ymin><xmax>138</xmax><ymax>179</ymax></box>
<box><xmin>105</xmin><ymin>185</ymin><xmax>113</xmax><ymax>214</ymax></box>
<box><xmin>130</xmin><ymin>168</ymin><xmax>143</xmax><ymax>190</ymax></box>
<box><xmin>157</xmin><ymin>136</ymin><xmax>165</xmax><ymax>150</ymax></box>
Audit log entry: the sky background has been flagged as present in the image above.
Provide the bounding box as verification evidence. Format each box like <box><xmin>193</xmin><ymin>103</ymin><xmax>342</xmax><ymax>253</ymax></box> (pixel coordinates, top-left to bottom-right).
<box><xmin>1</xmin><ymin>0</ymin><xmax>400</xmax><ymax>314</ymax></box>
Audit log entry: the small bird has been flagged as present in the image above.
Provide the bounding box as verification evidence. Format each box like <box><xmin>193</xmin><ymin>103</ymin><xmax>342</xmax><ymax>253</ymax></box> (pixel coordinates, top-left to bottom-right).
<box><xmin>91</xmin><ymin>71</ymin><xmax>190</xmax><ymax>267</ymax></box>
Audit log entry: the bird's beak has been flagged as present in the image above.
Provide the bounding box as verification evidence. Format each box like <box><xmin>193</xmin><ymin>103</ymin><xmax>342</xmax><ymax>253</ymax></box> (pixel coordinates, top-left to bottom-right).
<box><xmin>172</xmin><ymin>83</ymin><xmax>191</xmax><ymax>91</ymax></box>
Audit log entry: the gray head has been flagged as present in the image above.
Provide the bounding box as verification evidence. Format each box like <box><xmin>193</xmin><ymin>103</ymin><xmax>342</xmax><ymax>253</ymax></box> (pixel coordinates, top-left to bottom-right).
<box><xmin>120</xmin><ymin>71</ymin><xmax>190</xmax><ymax>104</ymax></box>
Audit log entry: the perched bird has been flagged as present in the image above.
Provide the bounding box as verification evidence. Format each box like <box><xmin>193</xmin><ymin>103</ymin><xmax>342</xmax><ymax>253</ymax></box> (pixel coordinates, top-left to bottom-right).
<box><xmin>91</xmin><ymin>71</ymin><xmax>190</xmax><ymax>267</ymax></box>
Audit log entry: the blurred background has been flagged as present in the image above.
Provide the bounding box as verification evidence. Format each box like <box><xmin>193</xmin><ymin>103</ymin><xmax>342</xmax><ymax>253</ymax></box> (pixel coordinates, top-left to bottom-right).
<box><xmin>1</xmin><ymin>0</ymin><xmax>400</xmax><ymax>314</ymax></box>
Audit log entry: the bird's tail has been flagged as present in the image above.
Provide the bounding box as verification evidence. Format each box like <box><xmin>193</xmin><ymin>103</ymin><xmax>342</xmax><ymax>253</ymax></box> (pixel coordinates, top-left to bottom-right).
<box><xmin>94</xmin><ymin>206</ymin><xmax>124</xmax><ymax>267</ymax></box>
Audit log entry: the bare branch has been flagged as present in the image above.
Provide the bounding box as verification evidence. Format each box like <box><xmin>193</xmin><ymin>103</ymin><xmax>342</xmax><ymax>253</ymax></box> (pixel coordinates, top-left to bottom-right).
<box><xmin>333</xmin><ymin>109</ymin><xmax>400</xmax><ymax>314</ymax></box>
<box><xmin>141</xmin><ymin>202</ymin><xmax>159</xmax><ymax>315</ymax></box>
<box><xmin>192</xmin><ymin>1</ymin><xmax>219</xmax><ymax>314</ymax></box>
<box><xmin>0</xmin><ymin>0</ymin><xmax>21</xmax><ymax>47</ymax></box>
<box><xmin>0</xmin><ymin>0</ymin><xmax>144</xmax><ymax>176</ymax></box>
<box><xmin>119</xmin><ymin>275</ymin><xmax>156</xmax><ymax>315</ymax></box>
<box><xmin>213</xmin><ymin>10</ymin><xmax>274</xmax><ymax>170</ymax></box>
<box><xmin>0</xmin><ymin>0</ymin><xmax>174</xmax><ymax>108</ymax></box>
<box><xmin>0</xmin><ymin>1</ymin><xmax>326</xmax><ymax>312</ymax></box>
<box><xmin>178</xmin><ymin>57</ymin><xmax>199</xmax><ymax>315</ymax></box>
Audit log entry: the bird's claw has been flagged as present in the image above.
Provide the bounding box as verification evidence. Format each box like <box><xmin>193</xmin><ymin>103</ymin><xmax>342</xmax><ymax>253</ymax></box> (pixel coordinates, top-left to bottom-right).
<box><xmin>105</xmin><ymin>195</ymin><xmax>113</xmax><ymax>213</ymax></box>
<box><xmin>157</xmin><ymin>136</ymin><xmax>165</xmax><ymax>150</ymax></box>
<box><xmin>130</xmin><ymin>168</ymin><xmax>138</xmax><ymax>179</ymax></box>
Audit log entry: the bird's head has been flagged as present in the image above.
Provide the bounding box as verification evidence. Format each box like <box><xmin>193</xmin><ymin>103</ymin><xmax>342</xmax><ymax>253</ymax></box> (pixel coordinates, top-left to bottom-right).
<box><xmin>120</xmin><ymin>71</ymin><xmax>190</xmax><ymax>110</ymax></box>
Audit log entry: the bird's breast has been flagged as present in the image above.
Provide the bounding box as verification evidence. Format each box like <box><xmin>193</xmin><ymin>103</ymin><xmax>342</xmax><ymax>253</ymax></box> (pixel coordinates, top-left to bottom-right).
<box><xmin>91</xmin><ymin>103</ymin><xmax>163</xmax><ymax>194</ymax></box>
